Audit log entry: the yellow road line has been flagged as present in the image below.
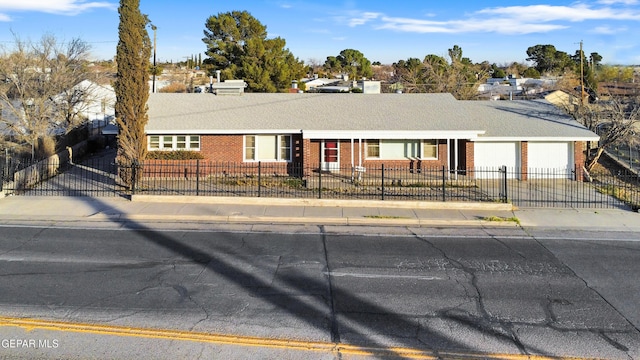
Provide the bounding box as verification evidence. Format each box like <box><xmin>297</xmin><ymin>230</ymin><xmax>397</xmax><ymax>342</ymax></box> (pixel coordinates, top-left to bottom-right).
<box><xmin>0</xmin><ymin>316</ymin><xmax>590</xmax><ymax>359</ymax></box>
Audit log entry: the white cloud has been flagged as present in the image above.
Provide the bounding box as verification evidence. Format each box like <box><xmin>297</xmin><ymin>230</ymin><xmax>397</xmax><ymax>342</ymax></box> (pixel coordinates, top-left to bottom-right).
<box><xmin>347</xmin><ymin>3</ymin><xmax>640</xmax><ymax>35</ymax></box>
<box><xmin>0</xmin><ymin>0</ymin><xmax>116</xmax><ymax>16</ymax></box>
<box><xmin>598</xmin><ymin>0</ymin><xmax>638</xmax><ymax>4</ymax></box>
<box><xmin>478</xmin><ymin>4</ymin><xmax>640</xmax><ymax>22</ymax></box>
<box><xmin>376</xmin><ymin>16</ymin><xmax>567</xmax><ymax>35</ymax></box>
<box><xmin>348</xmin><ymin>12</ymin><xmax>381</xmax><ymax>27</ymax></box>
<box><xmin>592</xmin><ymin>25</ymin><xmax>627</xmax><ymax>34</ymax></box>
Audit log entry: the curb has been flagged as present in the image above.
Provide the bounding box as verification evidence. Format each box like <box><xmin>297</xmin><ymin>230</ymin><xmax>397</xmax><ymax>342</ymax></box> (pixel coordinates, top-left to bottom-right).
<box><xmin>0</xmin><ymin>214</ymin><xmax>519</xmax><ymax>228</ymax></box>
<box><xmin>130</xmin><ymin>195</ymin><xmax>514</xmax><ymax>211</ymax></box>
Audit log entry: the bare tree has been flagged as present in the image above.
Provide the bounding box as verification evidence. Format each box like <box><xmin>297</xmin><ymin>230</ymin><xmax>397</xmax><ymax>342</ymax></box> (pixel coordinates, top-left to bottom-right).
<box><xmin>0</xmin><ymin>34</ymin><xmax>93</xmax><ymax>158</ymax></box>
<box><xmin>580</xmin><ymin>97</ymin><xmax>639</xmax><ymax>171</ymax></box>
<box><xmin>553</xmin><ymin>84</ymin><xmax>639</xmax><ymax>171</ymax></box>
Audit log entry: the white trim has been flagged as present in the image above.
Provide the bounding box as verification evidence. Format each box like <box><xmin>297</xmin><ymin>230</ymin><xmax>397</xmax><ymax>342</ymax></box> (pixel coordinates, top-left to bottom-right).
<box><xmin>364</xmin><ymin>139</ymin><xmax>439</xmax><ymax>161</ymax></box>
<box><xmin>321</xmin><ymin>140</ymin><xmax>340</xmax><ymax>171</ymax></box>
<box><xmin>473</xmin><ymin>136</ymin><xmax>598</xmax><ymax>142</ymax></box>
<box><xmin>147</xmin><ymin>129</ymin><xmax>303</xmax><ymax>135</ymax></box>
<box><xmin>303</xmin><ymin>130</ymin><xmax>484</xmax><ymax>140</ymax></box>
<box><xmin>148</xmin><ymin>135</ymin><xmax>201</xmax><ymax>151</ymax></box>
<box><xmin>243</xmin><ymin>134</ymin><xmax>292</xmax><ymax>162</ymax></box>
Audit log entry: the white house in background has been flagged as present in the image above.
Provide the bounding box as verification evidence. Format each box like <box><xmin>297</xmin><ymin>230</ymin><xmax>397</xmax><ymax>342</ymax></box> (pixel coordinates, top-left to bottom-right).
<box><xmin>302</xmin><ymin>77</ymin><xmax>339</xmax><ymax>91</ymax></box>
<box><xmin>0</xmin><ymin>80</ymin><xmax>116</xmax><ymax>140</ymax></box>
<box><xmin>69</xmin><ymin>80</ymin><xmax>116</xmax><ymax>126</ymax></box>
<box><xmin>478</xmin><ymin>77</ymin><xmax>554</xmax><ymax>99</ymax></box>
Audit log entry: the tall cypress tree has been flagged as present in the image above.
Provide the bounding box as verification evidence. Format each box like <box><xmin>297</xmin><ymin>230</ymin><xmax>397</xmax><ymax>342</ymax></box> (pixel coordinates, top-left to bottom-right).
<box><xmin>114</xmin><ymin>0</ymin><xmax>150</xmax><ymax>171</ymax></box>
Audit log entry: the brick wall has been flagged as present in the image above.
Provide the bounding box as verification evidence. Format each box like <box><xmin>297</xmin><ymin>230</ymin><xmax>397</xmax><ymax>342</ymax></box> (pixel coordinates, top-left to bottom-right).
<box><xmin>574</xmin><ymin>141</ymin><xmax>585</xmax><ymax>181</ymax></box>
<box><xmin>520</xmin><ymin>141</ymin><xmax>528</xmax><ymax>181</ymax></box>
<box><xmin>201</xmin><ymin>135</ymin><xmax>243</xmax><ymax>162</ymax></box>
<box><xmin>465</xmin><ymin>141</ymin><xmax>474</xmax><ymax>170</ymax></box>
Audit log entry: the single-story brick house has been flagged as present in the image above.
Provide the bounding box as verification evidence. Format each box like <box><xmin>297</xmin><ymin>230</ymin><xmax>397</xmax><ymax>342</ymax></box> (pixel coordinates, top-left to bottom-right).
<box><xmin>145</xmin><ymin>92</ymin><xmax>599</xmax><ymax>179</ymax></box>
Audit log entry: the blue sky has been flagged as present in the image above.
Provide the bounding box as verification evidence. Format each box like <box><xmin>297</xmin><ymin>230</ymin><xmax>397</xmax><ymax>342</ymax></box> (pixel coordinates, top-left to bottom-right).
<box><xmin>1</xmin><ymin>0</ymin><xmax>640</xmax><ymax>66</ymax></box>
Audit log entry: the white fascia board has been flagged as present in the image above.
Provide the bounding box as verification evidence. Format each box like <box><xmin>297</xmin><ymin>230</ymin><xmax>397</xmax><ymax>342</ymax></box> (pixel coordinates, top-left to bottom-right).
<box><xmin>473</xmin><ymin>136</ymin><xmax>600</xmax><ymax>142</ymax></box>
<box><xmin>302</xmin><ymin>130</ymin><xmax>485</xmax><ymax>140</ymax></box>
<box><xmin>146</xmin><ymin>129</ymin><xmax>303</xmax><ymax>135</ymax></box>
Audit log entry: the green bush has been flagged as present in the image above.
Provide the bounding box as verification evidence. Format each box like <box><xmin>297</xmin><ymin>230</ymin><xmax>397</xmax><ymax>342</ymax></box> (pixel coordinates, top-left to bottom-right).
<box><xmin>145</xmin><ymin>150</ymin><xmax>205</xmax><ymax>160</ymax></box>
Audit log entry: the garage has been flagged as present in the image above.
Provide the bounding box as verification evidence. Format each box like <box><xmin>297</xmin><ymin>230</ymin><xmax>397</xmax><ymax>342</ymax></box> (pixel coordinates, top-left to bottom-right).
<box><xmin>527</xmin><ymin>142</ymin><xmax>573</xmax><ymax>178</ymax></box>
<box><xmin>473</xmin><ymin>142</ymin><xmax>519</xmax><ymax>178</ymax></box>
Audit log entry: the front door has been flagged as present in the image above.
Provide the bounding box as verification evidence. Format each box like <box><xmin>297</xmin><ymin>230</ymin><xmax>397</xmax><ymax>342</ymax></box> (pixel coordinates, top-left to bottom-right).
<box><xmin>322</xmin><ymin>140</ymin><xmax>339</xmax><ymax>172</ymax></box>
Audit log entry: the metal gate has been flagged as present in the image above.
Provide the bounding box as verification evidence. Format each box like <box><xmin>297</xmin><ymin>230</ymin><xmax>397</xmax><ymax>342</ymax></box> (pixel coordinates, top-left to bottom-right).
<box><xmin>1</xmin><ymin>150</ymin><xmax>124</xmax><ymax>197</ymax></box>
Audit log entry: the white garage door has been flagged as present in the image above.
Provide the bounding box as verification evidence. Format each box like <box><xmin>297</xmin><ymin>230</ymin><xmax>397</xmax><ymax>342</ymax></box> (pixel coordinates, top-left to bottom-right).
<box><xmin>474</xmin><ymin>142</ymin><xmax>519</xmax><ymax>178</ymax></box>
<box><xmin>527</xmin><ymin>142</ymin><xmax>573</xmax><ymax>178</ymax></box>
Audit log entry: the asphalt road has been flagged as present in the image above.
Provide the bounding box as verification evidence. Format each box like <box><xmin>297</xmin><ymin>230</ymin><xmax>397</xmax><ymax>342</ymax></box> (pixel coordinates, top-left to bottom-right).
<box><xmin>0</xmin><ymin>224</ymin><xmax>638</xmax><ymax>359</ymax></box>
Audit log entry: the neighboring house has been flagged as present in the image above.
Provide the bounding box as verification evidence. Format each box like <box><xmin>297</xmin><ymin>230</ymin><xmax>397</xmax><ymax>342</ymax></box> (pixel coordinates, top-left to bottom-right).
<box><xmin>0</xmin><ymin>80</ymin><xmax>116</xmax><ymax>142</ymax></box>
<box><xmin>302</xmin><ymin>77</ymin><xmax>337</xmax><ymax>91</ymax></box>
<box><xmin>145</xmin><ymin>92</ymin><xmax>599</xmax><ymax>179</ymax></box>
<box><xmin>477</xmin><ymin>77</ymin><xmax>550</xmax><ymax>99</ymax></box>
<box><xmin>69</xmin><ymin>80</ymin><xmax>116</xmax><ymax>126</ymax></box>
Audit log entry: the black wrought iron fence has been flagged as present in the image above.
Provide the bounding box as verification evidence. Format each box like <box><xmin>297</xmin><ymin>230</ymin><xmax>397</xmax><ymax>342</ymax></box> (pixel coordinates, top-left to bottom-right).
<box><xmin>130</xmin><ymin>161</ymin><xmax>503</xmax><ymax>202</ymax></box>
<box><xmin>3</xmin><ymin>157</ymin><xmax>640</xmax><ymax>210</ymax></box>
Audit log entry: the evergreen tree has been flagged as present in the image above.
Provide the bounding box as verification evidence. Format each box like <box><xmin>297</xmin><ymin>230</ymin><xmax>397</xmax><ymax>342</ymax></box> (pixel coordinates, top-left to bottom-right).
<box><xmin>114</xmin><ymin>0</ymin><xmax>151</xmax><ymax>174</ymax></box>
<box><xmin>202</xmin><ymin>10</ymin><xmax>305</xmax><ymax>92</ymax></box>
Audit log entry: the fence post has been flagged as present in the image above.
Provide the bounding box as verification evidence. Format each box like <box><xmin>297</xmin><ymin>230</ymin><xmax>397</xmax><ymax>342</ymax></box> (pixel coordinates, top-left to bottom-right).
<box><xmin>257</xmin><ymin>161</ymin><xmax>261</xmax><ymax>198</ymax></box>
<box><xmin>442</xmin><ymin>166</ymin><xmax>446</xmax><ymax>202</ymax></box>
<box><xmin>381</xmin><ymin>164</ymin><xmax>385</xmax><ymax>201</ymax></box>
<box><xmin>131</xmin><ymin>161</ymin><xmax>137</xmax><ymax>196</ymax></box>
<box><xmin>318</xmin><ymin>167</ymin><xmax>322</xmax><ymax>199</ymax></box>
<box><xmin>196</xmin><ymin>159</ymin><xmax>200</xmax><ymax>196</ymax></box>
<box><xmin>501</xmin><ymin>165</ymin><xmax>508</xmax><ymax>203</ymax></box>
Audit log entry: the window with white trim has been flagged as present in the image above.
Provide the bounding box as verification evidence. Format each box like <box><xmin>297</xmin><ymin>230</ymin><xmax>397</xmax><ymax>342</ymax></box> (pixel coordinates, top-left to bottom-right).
<box><xmin>366</xmin><ymin>140</ymin><xmax>380</xmax><ymax>158</ymax></box>
<box><xmin>245</xmin><ymin>135</ymin><xmax>292</xmax><ymax>161</ymax></box>
<box><xmin>365</xmin><ymin>139</ymin><xmax>438</xmax><ymax>159</ymax></box>
<box><xmin>148</xmin><ymin>135</ymin><xmax>200</xmax><ymax>150</ymax></box>
<box><xmin>422</xmin><ymin>139</ymin><xmax>438</xmax><ymax>159</ymax></box>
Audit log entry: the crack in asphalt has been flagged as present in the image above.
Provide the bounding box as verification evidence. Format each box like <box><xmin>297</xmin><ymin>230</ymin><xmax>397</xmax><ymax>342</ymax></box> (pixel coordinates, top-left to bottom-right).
<box><xmin>410</xmin><ymin>230</ymin><xmax>531</xmax><ymax>355</ymax></box>
<box><xmin>318</xmin><ymin>225</ymin><xmax>340</xmax><ymax>345</ymax></box>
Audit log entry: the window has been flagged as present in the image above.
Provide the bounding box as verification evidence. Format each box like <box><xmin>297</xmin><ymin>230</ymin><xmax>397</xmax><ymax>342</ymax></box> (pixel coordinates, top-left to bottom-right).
<box><xmin>365</xmin><ymin>139</ymin><xmax>439</xmax><ymax>160</ymax></box>
<box><xmin>245</xmin><ymin>135</ymin><xmax>292</xmax><ymax>161</ymax></box>
<box><xmin>423</xmin><ymin>139</ymin><xmax>438</xmax><ymax>159</ymax></box>
<box><xmin>161</xmin><ymin>136</ymin><xmax>173</xmax><ymax>149</ymax></box>
<box><xmin>366</xmin><ymin>140</ymin><xmax>380</xmax><ymax>158</ymax></box>
<box><xmin>384</xmin><ymin>140</ymin><xmax>420</xmax><ymax>158</ymax></box>
<box><xmin>149</xmin><ymin>136</ymin><xmax>160</xmax><ymax>149</ymax></box>
<box><xmin>280</xmin><ymin>136</ymin><xmax>291</xmax><ymax>160</ymax></box>
<box><xmin>147</xmin><ymin>135</ymin><xmax>200</xmax><ymax>151</ymax></box>
<box><xmin>245</xmin><ymin>135</ymin><xmax>256</xmax><ymax>160</ymax></box>
<box><xmin>176</xmin><ymin>136</ymin><xmax>187</xmax><ymax>149</ymax></box>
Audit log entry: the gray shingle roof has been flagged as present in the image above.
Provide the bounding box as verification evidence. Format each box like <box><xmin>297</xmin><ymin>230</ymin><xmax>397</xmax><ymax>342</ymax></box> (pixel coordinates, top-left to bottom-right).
<box><xmin>463</xmin><ymin>99</ymin><xmax>599</xmax><ymax>140</ymax></box>
<box><xmin>146</xmin><ymin>93</ymin><xmax>598</xmax><ymax>141</ymax></box>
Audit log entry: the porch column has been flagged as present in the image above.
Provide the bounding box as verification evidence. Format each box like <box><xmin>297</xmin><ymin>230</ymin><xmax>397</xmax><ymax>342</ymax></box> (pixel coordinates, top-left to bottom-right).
<box><xmin>446</xmin><ymin>139</ymin><xmax>451</xmax><ymax>180</ymax></box>
<box><xmin>350</xmin><ymin>138</ymin><xmax>354</xmax><ymax>168</ymax></box>
<box><xmin>358</xmin><ymin>138</ymin><xmax>362</xmax><ymax>167</ymax></box>
<box><xmin>454</xmin><ymin>138</ymin><xmax>459</xmax><ymax>180</ymax></box>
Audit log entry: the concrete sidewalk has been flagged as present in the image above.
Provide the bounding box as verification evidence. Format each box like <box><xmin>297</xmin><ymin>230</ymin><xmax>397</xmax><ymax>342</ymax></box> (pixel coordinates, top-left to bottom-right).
<box><xmin>0</xmin><ymin>194</ymin><xmax>638</xmax><ymax>231</ymax></box>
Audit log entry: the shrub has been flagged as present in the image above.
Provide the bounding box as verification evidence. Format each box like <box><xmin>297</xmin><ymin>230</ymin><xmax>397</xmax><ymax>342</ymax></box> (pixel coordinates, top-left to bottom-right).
<box><xmin>145</xmin><ymin>150</ymin><xmax>205</xmax><ymax>160</ymax></box>
<box><xmin>159</xmin><ymin>82</ymin><xmax>187</xmax><ymax>93</ymax></box>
